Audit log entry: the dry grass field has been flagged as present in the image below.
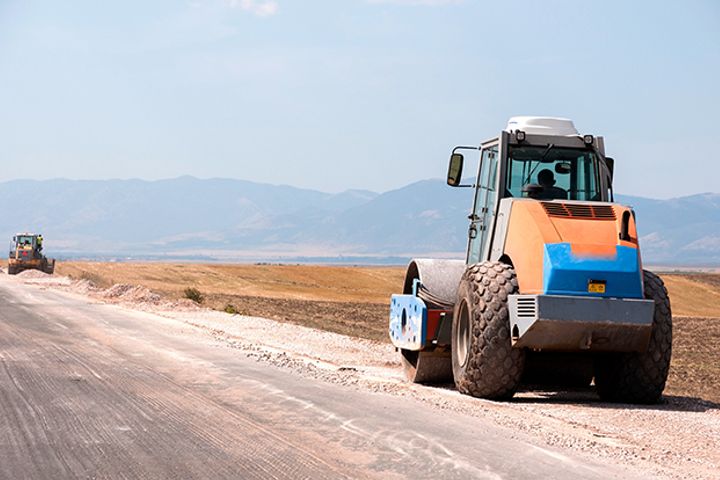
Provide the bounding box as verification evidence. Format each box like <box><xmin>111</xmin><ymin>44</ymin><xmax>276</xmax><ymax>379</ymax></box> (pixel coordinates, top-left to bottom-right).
<box><xmin>57</xmin><ymin>262</ymin><xmax>404</xmax><ymax>304</ymax></box>
<box><xmin>660</xmin><ymin>273</ymin><xmax>720</xmax><ymax>402</ymax></box>
<box><xmin>51</xmin><ymin>262</ymin><xmax>720</xmax><ymax>403</ymax></box>
<box><xmin>55</xmin><ymin>263</ymin><xmax>405</xmax><ymax>341</ymax></box>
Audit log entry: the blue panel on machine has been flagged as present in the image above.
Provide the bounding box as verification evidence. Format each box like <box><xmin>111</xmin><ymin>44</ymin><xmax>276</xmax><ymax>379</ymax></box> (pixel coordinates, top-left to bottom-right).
<box><xmin>389</xmin><ymin>294</ymin><xmax>427</xmax><ymax>351</ymax></box>
<box><xmin>543</xmin><ymin>243</ymin><xmax>643</xmax><ymax>298</ymax></box>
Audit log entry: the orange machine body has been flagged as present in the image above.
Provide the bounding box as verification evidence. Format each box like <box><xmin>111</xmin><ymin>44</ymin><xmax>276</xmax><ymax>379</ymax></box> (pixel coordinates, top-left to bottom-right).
<box><xmin>501</xmin><ymin>199</ymin><xmax>642</xmax><ymax>298</ymax></box>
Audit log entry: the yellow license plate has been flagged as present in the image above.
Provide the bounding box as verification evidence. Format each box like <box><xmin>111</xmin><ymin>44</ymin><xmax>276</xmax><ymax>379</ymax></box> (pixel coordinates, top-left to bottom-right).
<box><xmin>588</xmin><ymin>281</ymin><xmax>606</xmax><ymax>294</ymax></box>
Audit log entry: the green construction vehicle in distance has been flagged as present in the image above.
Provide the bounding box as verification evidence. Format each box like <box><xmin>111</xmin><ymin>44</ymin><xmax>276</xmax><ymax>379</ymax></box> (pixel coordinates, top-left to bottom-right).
<box><xmin>8</xmin><ymin>233</ymin><xmax>55</xmax><ymax>275</ymax></box>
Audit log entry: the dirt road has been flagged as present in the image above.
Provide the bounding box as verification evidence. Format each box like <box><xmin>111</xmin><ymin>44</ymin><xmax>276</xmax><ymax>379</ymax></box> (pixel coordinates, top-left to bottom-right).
<box><xmin>1</xmin><ymin>275</ymin><xmax>717</xmax><ymax>479</ymax></box>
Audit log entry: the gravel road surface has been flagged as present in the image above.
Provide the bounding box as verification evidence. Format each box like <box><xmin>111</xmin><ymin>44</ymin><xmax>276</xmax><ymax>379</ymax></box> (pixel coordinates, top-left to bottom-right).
<box><xmin>1</xmin><ymin>274</ymin><xmax>716</xmax><ymax>479</ymax></box>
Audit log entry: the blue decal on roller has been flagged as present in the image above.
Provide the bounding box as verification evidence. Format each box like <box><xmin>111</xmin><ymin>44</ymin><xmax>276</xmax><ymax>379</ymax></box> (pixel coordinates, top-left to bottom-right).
<box><xmin>543</xmin><ymin>243</ymin><xmax>643</xmax><ymax>298</ymax></box>
<box><xmin>389</xmin><ymin>294</ymin><xmax>427</xmax><ymax>350</ymax></box>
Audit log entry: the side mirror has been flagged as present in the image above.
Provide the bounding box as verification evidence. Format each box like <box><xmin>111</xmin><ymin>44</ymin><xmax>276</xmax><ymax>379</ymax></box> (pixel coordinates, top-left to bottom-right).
<box><xmin>447</xmin><ymin>153</ymin><xmax>464</xmax><ymax>186</ymax></box>
<box><xmin>605</xmin><ymin>157</ymin><xmax>614</xmax><ymax>181</ymax></box>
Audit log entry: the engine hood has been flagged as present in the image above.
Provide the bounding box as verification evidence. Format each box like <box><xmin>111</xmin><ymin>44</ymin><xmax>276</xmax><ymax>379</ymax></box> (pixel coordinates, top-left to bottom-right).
<box><xmin>500</xmin><ymin>199</ymin><xmax>643</xmax><ymax>297</ymax></box>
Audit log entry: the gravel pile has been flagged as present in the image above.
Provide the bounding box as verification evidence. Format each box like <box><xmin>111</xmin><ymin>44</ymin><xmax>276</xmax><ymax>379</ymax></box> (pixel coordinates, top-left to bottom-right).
<box><xmin>17</xmin><ymin>269</ymin><xmax>51</xmax><ymax>278</ymax></box>
<box><xmin>10</xmin><ymin>269</ymin><xmax>72</xmax><ymax>286</ymax></box>
<box><xmin>61</xmin><ymin>278</ymin><xmax>198</xmax><ymax>311</ymax></box>
<box><xmin>100</xmin><ymin>284</ymin><xmax>162</xmax><ymax>304</ymax></box>
<box><xmin>72</xmin><ymin>279</ymin><xmax>98</xmax><ymax>294</ymax></box>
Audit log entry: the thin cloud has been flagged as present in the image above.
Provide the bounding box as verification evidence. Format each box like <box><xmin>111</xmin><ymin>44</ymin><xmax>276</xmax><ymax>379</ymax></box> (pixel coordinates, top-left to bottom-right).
<box><xmin>226</xmin><ymin>0</ymin><xmax>278</xmax><ymax>16</ymax></box>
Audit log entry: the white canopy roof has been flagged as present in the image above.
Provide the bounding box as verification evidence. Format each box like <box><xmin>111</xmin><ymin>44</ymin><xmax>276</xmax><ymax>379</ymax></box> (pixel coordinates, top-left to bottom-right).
<box><xmin>505</xmin><ymin>116</ymin><xmax>579</xmax><ymax>136</ymax></box>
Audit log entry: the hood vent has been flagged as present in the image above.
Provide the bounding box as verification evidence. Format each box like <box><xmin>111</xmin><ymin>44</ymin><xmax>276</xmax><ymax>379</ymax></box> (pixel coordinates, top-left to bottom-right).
<box><xmin>541</xmin><ymin>202</ymin><xmax>616</xmax><ymax>220</ymax></box>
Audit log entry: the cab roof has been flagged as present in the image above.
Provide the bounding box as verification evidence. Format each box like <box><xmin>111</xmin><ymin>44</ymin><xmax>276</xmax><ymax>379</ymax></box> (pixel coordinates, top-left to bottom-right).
<box><xmin>505</xmin><ymin>116</ymin><xmax>579</xmax><ymax>136</ymax></box>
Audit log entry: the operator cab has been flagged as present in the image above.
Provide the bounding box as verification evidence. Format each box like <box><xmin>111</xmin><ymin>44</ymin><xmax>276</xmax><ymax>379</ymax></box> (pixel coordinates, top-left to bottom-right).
<box><xmin>446</xmin><ymin>117</ymin><xmax>616</xmax><ymax>263</ymax></box>
<box><xmin>504</xmin><ymin>117</ymin><xmax>612</xmax><ymax>202</ymax></box>
<box><xmin>14</xmin><ymin>234</ymin><xmax>36</xmax><ymax>248</ymax></box>
<box><xmin>447</xmin><ymin>116</ymin><xmax>614</xmax><ymax>203</ymax></box>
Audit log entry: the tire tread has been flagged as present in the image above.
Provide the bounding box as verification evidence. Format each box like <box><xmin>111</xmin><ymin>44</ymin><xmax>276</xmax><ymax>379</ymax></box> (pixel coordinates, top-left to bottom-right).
<box><xmin>453</xmin><ymin>261</ymin><xmax>524</xmax><ymax>399</ymax></box>
<box><xmin>594</xmin><ymin>270</ymin><xmax>672</xmax><ymax>403</ymax></box>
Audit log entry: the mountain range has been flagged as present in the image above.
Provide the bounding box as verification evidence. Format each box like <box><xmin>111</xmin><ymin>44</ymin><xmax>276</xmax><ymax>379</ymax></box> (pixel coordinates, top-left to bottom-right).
<box><xmin>0</xmin><ymin>177</ymin><xmax>717</xmax><ymax>266</ymax></box>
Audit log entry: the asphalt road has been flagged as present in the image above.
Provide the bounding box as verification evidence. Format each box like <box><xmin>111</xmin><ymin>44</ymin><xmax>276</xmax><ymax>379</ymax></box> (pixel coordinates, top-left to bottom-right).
<box><xmin>0</xmin><ymin>277</ymin><xmax>641</xmax><ymax>479</ymax></box>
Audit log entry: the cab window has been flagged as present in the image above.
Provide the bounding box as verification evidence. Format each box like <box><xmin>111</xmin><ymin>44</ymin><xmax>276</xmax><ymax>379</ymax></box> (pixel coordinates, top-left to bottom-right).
<box><xmin>506</xmin><ymin>146</ymin><xmax>600</xmax><ymax>201</ymax></box>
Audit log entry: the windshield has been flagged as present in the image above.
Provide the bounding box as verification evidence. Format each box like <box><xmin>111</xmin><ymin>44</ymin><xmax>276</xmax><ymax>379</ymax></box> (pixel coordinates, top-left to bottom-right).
<box><xmin>16</xmin><ymin>236</ymin><xmax>34</xmax><ymax>246</ymax></box>
<box><xmin>506</xmin><ymin>146</ymin><xmax>601</xmax><ymax>201</ymax></box>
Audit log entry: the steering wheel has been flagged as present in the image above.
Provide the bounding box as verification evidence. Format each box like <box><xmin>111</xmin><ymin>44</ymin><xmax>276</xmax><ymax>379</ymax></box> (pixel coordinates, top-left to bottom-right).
<box><xmin>521</xmin><ymin>184</ymin><xmax>543</xmax><ymax>198</ymax></box>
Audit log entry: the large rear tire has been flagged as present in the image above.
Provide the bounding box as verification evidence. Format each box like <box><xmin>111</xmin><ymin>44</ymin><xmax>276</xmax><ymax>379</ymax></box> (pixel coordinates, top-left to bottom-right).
<box><xmin>400</xmin><ymin>349</ymin><xmax>453</xmax><ymax>384</ymax></box>
<box><xmin>452</xmin><ymin>262</ymin><xmax>525</xmax><ymax>400</ymax></box>
<box><xmin>594</xmin><ymin>270</ymin><xmax>672</xmax><ymax>404</ymax></box>
<box><xmin>7</xmin><ymin>265</ymin><xmax>18</xmax><ymax>275</ymax></box>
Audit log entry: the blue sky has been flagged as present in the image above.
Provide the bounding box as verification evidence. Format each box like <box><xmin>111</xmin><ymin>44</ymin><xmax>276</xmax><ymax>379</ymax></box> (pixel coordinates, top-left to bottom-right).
<box><xmin>1</xmin><ymin>0</ymin><xmax>718</xmax><ymax>198</ymax></box>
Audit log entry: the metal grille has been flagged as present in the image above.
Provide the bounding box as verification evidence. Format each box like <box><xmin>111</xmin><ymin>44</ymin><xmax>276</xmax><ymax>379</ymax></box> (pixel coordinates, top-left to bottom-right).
<box><xmin>541</xmin><ymin>202</ymin><xmax>616</xmax><ymax>220</ymax></box>
<box><xmin>515</xmin><ymin>297</ymin><xmax>537</xmax><ymax>318</ymax></box>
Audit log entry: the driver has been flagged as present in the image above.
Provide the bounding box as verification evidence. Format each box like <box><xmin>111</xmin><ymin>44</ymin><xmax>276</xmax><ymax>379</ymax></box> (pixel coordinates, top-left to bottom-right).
<box><xmin>537</xmin><ymin>169</ymin><xmax>567</xmax><ymax>200</ymax></box>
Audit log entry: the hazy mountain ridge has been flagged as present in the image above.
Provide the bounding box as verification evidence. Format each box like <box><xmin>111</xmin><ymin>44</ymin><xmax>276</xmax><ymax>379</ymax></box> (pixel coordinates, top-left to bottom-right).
<box><xmin>1</xmin><ymin>177</ymin><xmax>717</xmax><ymax>265</ymax></box>
<box><xmin>615</xmin><ymin>193</ymin><xmax>720</xmax><ymax>265</ymax></box>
